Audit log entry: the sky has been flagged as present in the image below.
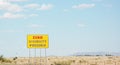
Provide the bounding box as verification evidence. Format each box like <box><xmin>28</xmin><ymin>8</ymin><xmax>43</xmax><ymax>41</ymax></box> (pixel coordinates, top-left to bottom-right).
<box><xmin>0</xmin><ymin>0</ymin><xmax>120</xmax><ymax>57</ymax></box>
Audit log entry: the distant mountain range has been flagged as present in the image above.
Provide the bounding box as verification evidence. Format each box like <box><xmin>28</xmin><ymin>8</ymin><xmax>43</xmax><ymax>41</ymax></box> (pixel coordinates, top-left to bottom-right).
<box><xmin>73</xmin><ymin>52</ymin><xmax>120</xmax><ymax>56</ymax></box>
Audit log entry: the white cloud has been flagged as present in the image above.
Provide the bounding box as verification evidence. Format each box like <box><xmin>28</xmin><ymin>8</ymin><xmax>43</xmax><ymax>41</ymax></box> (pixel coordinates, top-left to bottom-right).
<box><xmin>0</xmin><ymin>12</ymin><xmax>39</xmax><ymax>19</ymax></box>
<box><xmin>0</xmin><ymin>1</ymin><xmax>23</xmax><ymax>12</ymax></box>
<box><xmin>0</xmin><ymin>12</ymin><xmax>25</xmax><ymax>19</ymax></box>
<box><xmin>38</xmin><ymin>4</ymin><xmax>53</xmax><ymax>10</ymax></box>
<box><xmin>0</xmin><ymin>0</ymin><xmax>3</xmax><ymax>2</ymax></box>
<box><xmin>24</xmin><ymin>3</ymin><xmax>53</xmax><ymax>10</ymax></box>
<box><xmin>72</xmin><ymin>4</ymin><xmax>95</xmax><ymax>9</ymax></box>
<box><xmin>29</xmin><ymin>14</ymin><xmax>38</xmax><ymax>17</ymax></box>
<box><xmin>8</xmin><ymin>0</ymin><xmax>28</xmax><ymax>2</ymax></box>
<box><xmin>92</xmin><ymin>0</ymin><xmax>103</xmax><ymax>2</ymax></box>
<box><xmin>24</xmin><ymin>4</ymin><xmax>40</xmax><ymax>9</ymax></box>
<box><xmin>28</xmin><ymin>24</ymin><xmax>45</xmax><ymax>28</ymax></box>
<box><xmin>77</xmin><ymin>24</ymin><xmax>86</xmax><ymax>28</ymax></box>
<box><xmin>63</xmin><ymin>9</ymin><xmax>69</xmax><ymax>12</ymax></box>
<box><xmin>0</xmin><ymin>30</ymin><xmax>23</xmax><ymax>33</ymax></box>
<box><xmin>0</xmin><ymin>1</ymin><xmax>53</xmax><ymax>13</ymax></box>
<box><xmin>0</xmin><ymin>1</ymin><xmax>52</xmax><ymax>19</ymax></box>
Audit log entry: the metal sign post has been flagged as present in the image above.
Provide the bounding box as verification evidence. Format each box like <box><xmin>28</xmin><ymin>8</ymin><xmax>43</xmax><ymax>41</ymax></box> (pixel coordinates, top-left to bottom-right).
<box><xmin>35</xmin><ymin>49</ymin><xmax>36</xmax><ymax>65</ymax></box>
<box><xmin>45</xmin><ymin>49</ymin><xmax>47</xmax><ymax>65</ymax></box>
<box><xmin>29</xmin><ymin>49</ymin><xmax>31</xmax><ymax>65</ymax></box>
<box><xmin>40</xmin><ymin>49</ymin><xmax>41</xmax><ymax>65</ymax></box>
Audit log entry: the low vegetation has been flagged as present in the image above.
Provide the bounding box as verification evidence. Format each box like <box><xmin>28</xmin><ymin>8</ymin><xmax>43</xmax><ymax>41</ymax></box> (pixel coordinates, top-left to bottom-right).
<box><xmin>0</xmin><ymin>55</ymin><xmax>12</xmax><ymax>63</ymax></box>
<box><xmin>54</xmin><ymin>61</ymin><xmax>71</xmax><ymax>65</ymax></box>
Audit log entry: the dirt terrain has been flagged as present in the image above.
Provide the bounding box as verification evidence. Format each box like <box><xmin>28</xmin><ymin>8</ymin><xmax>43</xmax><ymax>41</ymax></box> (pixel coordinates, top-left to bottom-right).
<box><xmin>1</xmin><ymin>56</ymin><xmax>119</xmax><ymax>65</ymax></box>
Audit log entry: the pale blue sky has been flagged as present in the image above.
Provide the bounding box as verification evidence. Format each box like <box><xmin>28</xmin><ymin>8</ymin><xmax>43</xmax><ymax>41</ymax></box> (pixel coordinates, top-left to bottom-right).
<box><xmin>0</xmin><ymin>0</ymin><xmax>120</xmax><ymax>57</ymax></box>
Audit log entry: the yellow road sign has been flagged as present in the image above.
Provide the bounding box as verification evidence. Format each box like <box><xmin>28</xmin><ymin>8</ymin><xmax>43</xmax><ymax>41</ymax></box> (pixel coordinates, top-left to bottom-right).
<box><xmin>27</xmin><ymin>34</ymin><xmax>49</xmax><ymax>48</ymax></box>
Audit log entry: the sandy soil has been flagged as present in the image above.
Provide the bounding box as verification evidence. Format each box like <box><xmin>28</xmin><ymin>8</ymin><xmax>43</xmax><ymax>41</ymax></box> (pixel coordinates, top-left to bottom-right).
<box><xmin>3</xmin><ymin>56</ymin><xmax>120</xmax><ymax>65</ymax></box>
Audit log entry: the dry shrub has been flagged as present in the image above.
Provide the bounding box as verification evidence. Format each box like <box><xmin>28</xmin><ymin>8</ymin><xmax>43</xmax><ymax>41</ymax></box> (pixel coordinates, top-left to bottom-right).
<box><xmin>54</xmin><ymin>61</ymin><xmax>71</xmax><ymax>65</ymax></box>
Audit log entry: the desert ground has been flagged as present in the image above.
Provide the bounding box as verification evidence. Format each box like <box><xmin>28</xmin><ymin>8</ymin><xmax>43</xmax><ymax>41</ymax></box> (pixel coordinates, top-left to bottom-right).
<box><xmin>1</xmin><ymin>56</ymin><xmax>120</xmax><ymax>65</ymax></box>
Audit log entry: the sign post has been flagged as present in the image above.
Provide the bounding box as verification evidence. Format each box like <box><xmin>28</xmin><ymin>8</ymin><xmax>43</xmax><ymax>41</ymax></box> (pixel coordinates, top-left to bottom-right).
<box><xmin>27</xmin><ymin>34</ymin><xmax>49</xmax><ymax>65</ymax></box>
